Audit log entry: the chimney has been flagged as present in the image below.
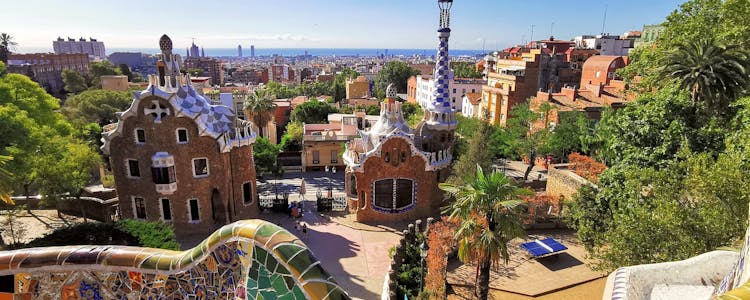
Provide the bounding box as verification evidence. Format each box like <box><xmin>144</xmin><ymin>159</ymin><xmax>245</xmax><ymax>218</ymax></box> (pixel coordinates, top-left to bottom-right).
<box><xmin>561</xmin><ymin>86</ymin><xmax>578</xmax><ymax>101</ymax></box>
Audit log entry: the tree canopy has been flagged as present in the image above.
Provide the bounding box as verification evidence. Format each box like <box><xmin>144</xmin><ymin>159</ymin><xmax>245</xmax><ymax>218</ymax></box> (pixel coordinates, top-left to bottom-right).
<box><xmin>565</xmin><ymin>0</ymin><xmax>750</xmax><ymax>271</ymax></box>
<box><xmin>373</xmin><ymin>61</ymin><xmax>420</xmax><ymax>99</ymax></box>
<box><xmin>451</xmin><ymin>62</ymin><xmax>482</xmax><ymax>78</ymax></box>
<box><xmin>0</xmin><ymin>62</ymin><xmax>98</xmax><ymax>205</ymax></box>
<box><xmin>290</xmin><ymin>100</ymin><xmax>339</xmax><ymax>124</ymax></box>
<box><xmin>61</xmin><ymin>89</ymin><xmax>132</xmax><ymax>126</ymax></box>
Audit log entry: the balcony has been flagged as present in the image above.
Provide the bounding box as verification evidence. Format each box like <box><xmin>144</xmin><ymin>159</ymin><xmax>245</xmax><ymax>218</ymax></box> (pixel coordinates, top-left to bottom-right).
<box><xmin>155</xmin><ymin>182</ymin><xmax>177</xmax><ymax>195</ymax></box>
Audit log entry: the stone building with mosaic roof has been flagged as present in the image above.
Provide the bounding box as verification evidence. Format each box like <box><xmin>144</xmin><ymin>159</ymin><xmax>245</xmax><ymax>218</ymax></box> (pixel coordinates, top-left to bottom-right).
<box><xmin>343</xmin><ymin>0</ymin><xmax>457</xmax><ymax>223</ymax></box>
<box><xmin>102</xmin><ymin>35</ymin><xmax>259</xmax><ymax>235</ymax></box>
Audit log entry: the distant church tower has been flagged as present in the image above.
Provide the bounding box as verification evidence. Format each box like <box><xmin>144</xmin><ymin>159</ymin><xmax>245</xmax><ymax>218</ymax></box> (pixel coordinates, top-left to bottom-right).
<box><xmin>415</xmin><ymin>0</ymin><xmax>457</xmax><ymax>159</ymax></box>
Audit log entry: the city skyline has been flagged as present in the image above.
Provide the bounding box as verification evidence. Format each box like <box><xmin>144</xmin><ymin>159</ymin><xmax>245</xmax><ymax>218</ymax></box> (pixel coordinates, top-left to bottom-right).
<box><xmin>3</xmin><ymin>0</ymin><xmax>685</xmax><ymax>52</ymax></box>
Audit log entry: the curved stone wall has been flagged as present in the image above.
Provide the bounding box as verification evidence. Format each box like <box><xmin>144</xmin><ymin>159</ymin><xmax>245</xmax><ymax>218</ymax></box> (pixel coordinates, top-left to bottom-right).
<box><xmin>0</xmin><ymin>220</ymin><xmax>349</xmax><ymax>300</ymax></box>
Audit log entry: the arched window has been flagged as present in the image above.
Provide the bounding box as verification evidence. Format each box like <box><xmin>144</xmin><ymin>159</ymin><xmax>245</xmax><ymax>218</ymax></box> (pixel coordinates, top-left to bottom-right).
<box><xmin>348</xmin><ymin>175</ymin><xmax>358</xmax><ymax>197</ymax></box>
<box><xmin>372</xmin><ymin>178</ymin><xmax>415</xmax><ymax>213</ymax></box>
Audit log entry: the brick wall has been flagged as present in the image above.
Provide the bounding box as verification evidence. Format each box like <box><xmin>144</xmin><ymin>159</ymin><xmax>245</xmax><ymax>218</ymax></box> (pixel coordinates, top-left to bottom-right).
<box><xmin>348</xmin><ymin>138</ymin><xmax>443</xmax><ymax>223</ymax></box>
<box><xmin>109</xmin><ymin>95</ymin><xmax>258</xmax><ymax>236</ymax></box>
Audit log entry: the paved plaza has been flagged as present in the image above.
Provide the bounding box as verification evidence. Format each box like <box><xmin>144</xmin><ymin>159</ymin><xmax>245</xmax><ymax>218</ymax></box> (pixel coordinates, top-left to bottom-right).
<box><xmin>446</xmin><ymin>229</ymin><xmax>606</xmax><ymax>298</ymax></box>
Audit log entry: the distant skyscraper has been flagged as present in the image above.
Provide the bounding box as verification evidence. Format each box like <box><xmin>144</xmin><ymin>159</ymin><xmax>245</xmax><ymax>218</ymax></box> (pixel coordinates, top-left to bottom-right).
<box><xmin>186</xmin><ymin>47</ymin><xmax>190</xmax><ymax>57</ymax></box>
<box><xmin>201</xmin><ymin>47</ymin><xmax>205</xmax><ymax>57</ymax></box>
<box><xmin>238</xmin><ymin>45</ymin><xmax>243</xmax><ymax>57</ymax></box>
<box><xmin>53</xmin><ymin>37</ymin><xmax>106</xmax><ymax>59</ymax></box>
<box><xmin>190</xmin><ymin>41</ymin><xmax>199</xmax><ymax>58</ymax></box>
<box><xmin>250</xmin><ymin>45</ymin><xmax>255</xmax><ymax>58</ymax></box>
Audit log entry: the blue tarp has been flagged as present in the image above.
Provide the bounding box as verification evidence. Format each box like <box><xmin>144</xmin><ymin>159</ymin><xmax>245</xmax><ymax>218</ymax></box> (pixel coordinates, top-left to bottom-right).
<box><xmin>520</xmin><ymin>238</ymin><xmax>568</xmax><ymax>257</ymax></box>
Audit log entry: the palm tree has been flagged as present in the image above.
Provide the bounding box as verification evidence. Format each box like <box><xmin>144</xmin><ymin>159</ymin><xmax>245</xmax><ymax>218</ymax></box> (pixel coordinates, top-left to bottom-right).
<box><xmin>439</xmin><ymin>166</ymin><xmax>531</xmax><ymax>300</ymax></box>
<box><xmin>0</xmin><ymin>33</ymin><xmax>18</xmax><ymax>63</ymax></box>
<box><xmin>243</xmin><ymin>89</ymin><xmax>276</xmax><ymax>138</ymax></box>
<box><xmin>661</xmin><ymin>38</ymin><xmax>749</xmax><ymax>115</ymax></box>
<box><xmin>0</xmin><ymin>155</ymin><xmax>14</xmax><ymax>204</ymax></box>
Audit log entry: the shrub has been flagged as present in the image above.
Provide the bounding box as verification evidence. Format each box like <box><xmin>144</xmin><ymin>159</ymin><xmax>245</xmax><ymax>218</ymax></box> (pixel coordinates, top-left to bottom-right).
<box><xmin>22</xmin><ymin>219</ymin><xmax>179</xmax><ymax>250</ymax></box>
<box><xmin>116</xmin><ymin>219</ymin><xmax>180</xmax><ymax>250</ymax></box>
<box><xmin>568</xmin><ymin>153</ymin><xmax>607</xmax><ymax>182</ymax></box>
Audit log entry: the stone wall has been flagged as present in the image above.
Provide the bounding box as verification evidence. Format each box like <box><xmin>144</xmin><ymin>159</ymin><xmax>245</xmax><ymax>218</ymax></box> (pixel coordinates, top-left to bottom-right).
<box><xmin>545</xmin><ymin>166</ymin><xmax>590</xmax><ymax>200</ymax></box>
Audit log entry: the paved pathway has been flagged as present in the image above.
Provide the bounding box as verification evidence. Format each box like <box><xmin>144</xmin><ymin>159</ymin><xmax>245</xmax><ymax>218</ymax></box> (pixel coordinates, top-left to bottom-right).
<box><xmin>261</xmin><ymin>204</ymin><xmax>402</xmax><ymax>300</ymax></box>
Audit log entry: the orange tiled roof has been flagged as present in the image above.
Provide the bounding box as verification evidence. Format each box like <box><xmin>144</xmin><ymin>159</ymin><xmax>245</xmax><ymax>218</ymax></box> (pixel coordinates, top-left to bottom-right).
<box><xmin>464</xmin><ymin>92</ymin><xmax>482</xmax><ymax>105</ymax></box>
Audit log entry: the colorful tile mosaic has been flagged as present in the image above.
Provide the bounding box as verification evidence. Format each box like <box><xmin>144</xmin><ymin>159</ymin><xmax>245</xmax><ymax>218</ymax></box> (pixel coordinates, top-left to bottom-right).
<box><xmin>0</xmin><ymin>220</ymin><xmax>349</xmax><ymax>300</ymax></box>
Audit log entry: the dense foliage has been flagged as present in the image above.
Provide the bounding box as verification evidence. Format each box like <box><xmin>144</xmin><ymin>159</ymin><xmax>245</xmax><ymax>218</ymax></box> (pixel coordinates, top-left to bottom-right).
<box><xmin>373</xmin><ymin>61</ymin><xmax>421</xmax><ymax>99</ymax></box>
<box><xmin>22</xmin><ymin>219</ymin><xmax>179</xmax><ymax>250</ymax></box>
<box><xmin>451</xmin><ymin>62</ymin><xmax>482</xmax><ymax>78</ymax></box>
<box><xmin>290</xmin><ymin>100</ymin><xmax>339</xmax><ymax>124</ymax></box>
<box><xmin>0</xmin><ymin>62</ymin><xmax>99</xmax><ymax>208</ymax></box>
<box><xmin>566</xmin><ymin>0</ymin><xmax>750</xmax><ymax>271</ymax></box>
<box><xmin>253</xmin><ymin>137</ymin><xmax>282</xmax><ymax>175</ymax></box>
<box><xmin>61</xmin><ymin>89</ymin><xmax>132</xmax><ymax>126</ymax></box>
<box><xmin>280</xmin><ymin>121</ymin><xmax>303</xmax><ymax>152</ymax></box>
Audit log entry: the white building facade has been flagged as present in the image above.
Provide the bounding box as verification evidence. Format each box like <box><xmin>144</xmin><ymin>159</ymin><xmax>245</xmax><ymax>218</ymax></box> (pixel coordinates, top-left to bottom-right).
<box><xmin>461</xmin><ymin>93</ymin><xmax>481</xmax><ymax>118</ymax></box>
<box><xmin>574</xmin><ymin>35</ymin><xmax>634</xmax><ymax>56</ymax></box>
<box><xmin>415</xmin><ymin>74</ymin><xmax>482</xmax><ymax>111</ymax></box>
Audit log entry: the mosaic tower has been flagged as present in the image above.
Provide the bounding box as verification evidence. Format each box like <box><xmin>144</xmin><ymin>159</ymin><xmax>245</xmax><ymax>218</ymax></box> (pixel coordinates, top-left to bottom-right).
<box><xmin>342</xmin><ymin>1</ymin><xmax>458</xmax><ymax>223</ymax></box>
<box><xmin>416</xmin><ymin>0</ymin><xmax>457</xmax><ymax>160</ymax></box>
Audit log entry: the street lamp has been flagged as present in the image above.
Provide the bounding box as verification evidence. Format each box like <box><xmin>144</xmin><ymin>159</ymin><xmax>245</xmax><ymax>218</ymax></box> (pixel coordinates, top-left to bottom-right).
<box><xmin>419</xmin><ymin>241</ymin><xmax>429</xmax><ymax>292</ymax></box>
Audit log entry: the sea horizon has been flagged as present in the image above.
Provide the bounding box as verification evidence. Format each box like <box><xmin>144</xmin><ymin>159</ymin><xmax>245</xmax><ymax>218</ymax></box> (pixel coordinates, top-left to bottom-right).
<box><xmin>15</xmin><ymin>47</ymin><xmax>488</xmax><ymax>57</ymax></box>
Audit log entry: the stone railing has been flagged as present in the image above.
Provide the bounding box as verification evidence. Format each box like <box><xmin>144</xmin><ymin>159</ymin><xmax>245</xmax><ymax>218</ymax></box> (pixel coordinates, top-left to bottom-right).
<box><xmin>0</xmin><ymin>220</ymin><xmax>349</xmax><ymax>300</ymax></box>
<box><xmin>601</xmin><ymin>251</ymin><xmax>738</xmax><ymax>300</ymax></box>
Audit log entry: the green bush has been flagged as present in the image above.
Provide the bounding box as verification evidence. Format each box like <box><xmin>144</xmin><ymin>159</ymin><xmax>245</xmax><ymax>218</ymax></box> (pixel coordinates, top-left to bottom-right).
<box><xmin>22</xmin><ymin>219</ymin><xmax>180</xmax><ymax>250</ymax></box>
<box><xmin>116</xmin><ymin>219</ymin><xmax>180</xmax><ymax>250</ymax></box>
<box><xmin>23</xmin><ymin>222</ymin><xmax>139</xmax><ymax>249</ymax></box>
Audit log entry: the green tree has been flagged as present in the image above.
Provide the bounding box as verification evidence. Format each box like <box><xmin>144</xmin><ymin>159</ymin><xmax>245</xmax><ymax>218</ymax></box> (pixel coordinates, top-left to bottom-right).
<box><xmin>440</xmin><ymin>166</ymin><xmax>530</xmax><ymax>300</ymax></box>
<box><xmin>290</xmin><ymin>100</ymin><xmax>338</xmax><ymax>124</ymax></box>
<box><xmin>87</xmin><ymin>61</ymin><xmax>121</xmax><ymax>88</ymax></box>
<box><xmin>506</xmin><ymin>102</ymin><xmax>549</xmax><ymax>180</ymax></box>
<box><xmin>452</xmin><ymin>62</ymin><xmax>482</xmax><ymax>78</ymax></box>
<box><xmin>660</xmin><ymin>39</ymin><xmax>749</xmax><ymax>118</ymax></box>
<box><xmin>280</xmin><ymin>121</ymin><xmax>303</xmax><ymax>152</ymax></box>
<box><xmin>61</xmin><ymin>69</ymin><xmax>89</xmax><ymax>94</ymax></box>
<box><xmin>546</xmin><ymin>112</ymin><xmax>595</xmax><ymax>159</ymax></box>
<box><xmin>37</xmin><ymin>136</ymin><xmax>99</xmax><ymax>221</ymax></box>
<box><xmin>253</xmin><ymin>137</ymin><xmax>281</xmax><ymax>175</ymax></box>
<box><xmin>0</xmin><ymin>155</ymin><xmax>13</xmax><ymax>204</ymax></box>
<box><xmin>264</xmin><ymin>81</ymin><xmax>296</xmax><ymax>99</ymax></box>
<box><xmin>118</xmin><ymin>64</ymin><xmax>135</xmax><ymax>81</ymax></box>
<box><xmin>373</xmin><ymin>61</ymin><xmax>420</xmax><ymax>99</ymax></box>
<box><xmin>62</xmin><ymin>89</ymin><xmax>132</xmax><ymax>125</ymax></box>
<box><xmin>0</xmin><ymin>33</ymin><xmax>17</xmax><ymax>63</ymax></box>
<box><xmin>450</xmin><ymin>119</ymin><xmax>495</xmax><ymax>183</ymax></box>
<box><xmin>243</xmin><ymin>89</ymin><xmax>276</xmax><ymax>138</ymax></box>
<box><xmin>364</xmin><ymin>104</ymin><xmax>380</xmax><ymax>115</ymax></box>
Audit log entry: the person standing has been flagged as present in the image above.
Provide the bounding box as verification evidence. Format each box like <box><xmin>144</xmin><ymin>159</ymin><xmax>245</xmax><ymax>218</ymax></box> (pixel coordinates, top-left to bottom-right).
<box><xmin>302</xmin><ymin>223</ymin><xmax>308</xmax><ymax>238</ymax></box>
<box><xmin>299</xmin><ymin>178</ymin><xmax>307</xmax><ymax>201</ymax></box>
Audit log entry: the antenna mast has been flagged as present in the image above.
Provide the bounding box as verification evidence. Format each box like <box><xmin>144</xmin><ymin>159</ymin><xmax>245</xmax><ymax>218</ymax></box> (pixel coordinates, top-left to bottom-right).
<box><xmin>601</xmin><ymin>4</ymin><xmax>608</xmax><ymax>34</ymax></box>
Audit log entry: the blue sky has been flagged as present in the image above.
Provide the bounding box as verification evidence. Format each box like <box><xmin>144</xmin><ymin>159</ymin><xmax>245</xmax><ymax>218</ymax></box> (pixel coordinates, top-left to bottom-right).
<box><xmin>2</xmin><ymin>0</ymin><xmax>686</xmax><ymax>51</ymax></box>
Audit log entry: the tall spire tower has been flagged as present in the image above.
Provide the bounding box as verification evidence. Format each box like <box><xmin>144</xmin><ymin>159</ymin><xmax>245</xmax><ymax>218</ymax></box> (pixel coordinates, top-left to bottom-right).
<box><xmin>416</xmin><ymin>0</ymin><xmax>457</xmax><ymax>158</ymax></box>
